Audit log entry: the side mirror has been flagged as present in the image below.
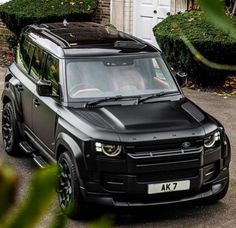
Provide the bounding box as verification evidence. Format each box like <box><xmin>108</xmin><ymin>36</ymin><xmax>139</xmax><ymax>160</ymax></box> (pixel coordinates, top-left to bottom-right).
<box><xmin>36</xmin><ymin>80</ymin><xmax>52</xmax><ymax>96</ymax></box>
<box><xmin>176</xmin><ymin>72</ymin><xmax>187</xmax><ymax>87</ymax></box>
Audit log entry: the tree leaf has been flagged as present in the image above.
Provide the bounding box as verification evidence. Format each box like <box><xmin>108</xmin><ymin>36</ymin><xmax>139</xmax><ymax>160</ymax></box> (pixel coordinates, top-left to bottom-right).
<box><xmin>198</xmin><ymin>0</ymin><xmax>236</xmax><ymax>39</ymax></box>
<box><xmin>3</xmin><ymin>165</ymin><xmax>58</xmax><ymax>228</ymax></box>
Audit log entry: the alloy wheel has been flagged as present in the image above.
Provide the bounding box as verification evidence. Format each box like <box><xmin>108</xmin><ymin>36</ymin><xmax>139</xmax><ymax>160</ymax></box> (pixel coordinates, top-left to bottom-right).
<box><xmin>58</xmin><ymin>159</ymin><xmax>73</xmax><ymax>210</ymax></box>
<box><xmin>2</xmin><ymin>107</ymin><xmax>13</xmax><ymax>151</ymax></box>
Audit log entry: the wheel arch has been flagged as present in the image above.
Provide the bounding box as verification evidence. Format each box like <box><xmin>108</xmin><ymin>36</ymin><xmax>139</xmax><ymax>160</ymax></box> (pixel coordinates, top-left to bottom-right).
<box><xmin>2</xmin><ymin>90</ymin><xmax>22</xmax><ymax>121</ymax></box>
<box><xmin>56</xmin><ymin>133</ymin><xmax>85</xmax><ymax>178</ymax></box>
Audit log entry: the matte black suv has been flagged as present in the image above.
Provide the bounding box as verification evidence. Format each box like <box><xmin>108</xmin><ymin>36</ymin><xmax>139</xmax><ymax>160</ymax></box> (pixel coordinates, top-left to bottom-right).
<box><xmin>2</xmin><ymin>22</ymin><xmax>231</xmax><ymax>217</ymax></box>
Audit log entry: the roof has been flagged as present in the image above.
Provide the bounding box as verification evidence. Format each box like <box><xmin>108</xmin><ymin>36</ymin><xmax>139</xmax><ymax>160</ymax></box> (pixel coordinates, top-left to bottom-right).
<box><xmin>26</xmin><ymin>22</ymin><xmax>159</xmax><ymax>57</ymax></box>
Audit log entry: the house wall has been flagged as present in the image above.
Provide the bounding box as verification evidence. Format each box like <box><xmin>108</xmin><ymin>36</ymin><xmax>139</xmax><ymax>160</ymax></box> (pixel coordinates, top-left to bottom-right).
<box><xmin>111</xmin><ymin>0</ymin><xmax>187</xmax><ymax>35</ymax></box>
<box><xmin>1</xmin><ymin>0</ymin><xmax>187</xmax><ymax>51</ymax></box>
<box><xmin>92</xmin><ymin>0</ymin><xmax>111</xmax><ymax>24</ymax></box>
<box><xmin>171</xmin><ymin>0</ymin><xmax>187</xmax><ymax>14</ymax></box>
<box><xmin>0</xmin><ymin>0</ymin><xmax>11</xmax><ymax>51</ymax></box>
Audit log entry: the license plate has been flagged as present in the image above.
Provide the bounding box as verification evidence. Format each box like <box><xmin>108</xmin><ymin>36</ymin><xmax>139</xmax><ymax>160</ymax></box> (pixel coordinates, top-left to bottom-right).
<box><xmin>148</xmin><ymin>180</ymin><xmax>190</xmax><ymax>195</ymax></box>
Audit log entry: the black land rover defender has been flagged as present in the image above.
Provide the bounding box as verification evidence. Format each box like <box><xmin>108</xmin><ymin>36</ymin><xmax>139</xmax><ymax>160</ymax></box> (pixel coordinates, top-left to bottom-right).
<box><xmin>2</xmin><ymin>22</ymin><xmax>231</xmax><ymax>217</ymax></box>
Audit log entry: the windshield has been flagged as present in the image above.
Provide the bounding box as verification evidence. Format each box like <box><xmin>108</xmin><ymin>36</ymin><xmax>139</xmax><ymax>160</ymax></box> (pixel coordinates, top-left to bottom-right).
<box><xmin>66</xmin><ymin>54</ymin><xmax>179</xmax><ymax>101</ymax></box>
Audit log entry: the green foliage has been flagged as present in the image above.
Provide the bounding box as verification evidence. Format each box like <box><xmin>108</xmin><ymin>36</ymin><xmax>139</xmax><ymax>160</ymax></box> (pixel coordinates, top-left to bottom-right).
<box><xmin>0</xmin><ymin>0</ymin><xmax>97</xmax><ymax>36</ymax></box>
<box><xmin>198</xmin><ymin>0</ymin><xmax>236</xmax><ymax>39</ymax></box>
<box><xmin>153</xmin><ymin>11</ymin><xmax>236</xmax><ymax>85</ymax></box>
<box><xmin>0</xmin><ymin>163</ymin><xmax>67</xmax><ymax>228</ymax></box>
<box><xmin>88</xmin><ymin>216</ymin><xmax>113</xmax><ymax>228</ymax></box>
<box><xmin>0</xmin><ymin>163</ymin><xmax>112</xmax><ymax>227</ymax></box>
<box><xmin>0</xmin><ymin>163</ymin><xmax>18</xmax><ymax>218</ymax></box>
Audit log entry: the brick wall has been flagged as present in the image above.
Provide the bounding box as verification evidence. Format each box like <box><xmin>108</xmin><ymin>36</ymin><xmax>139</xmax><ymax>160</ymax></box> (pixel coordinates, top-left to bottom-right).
<box><xmin>0</xmin><ymin>19</ymin><xmax>11</xmax><ymax>51</ymax></box>
<box><xmin>92</xmin><ymin>0</ymin><xmax>110</xmax><ymax>24</ymax></box>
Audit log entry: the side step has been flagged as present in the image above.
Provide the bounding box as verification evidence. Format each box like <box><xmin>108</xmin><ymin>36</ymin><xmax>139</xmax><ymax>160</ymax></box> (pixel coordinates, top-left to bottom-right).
<box><xmin>32</xmin><ymin>154</ymin><xmax>48</xmax><ymax>168</ymax></box>
<box><xmin>19</xmin><ymin>141</ymin><xmax>35</xmax><ymax>155</ymax></box>
<box><xmin>19</xmin><ymin>141</ymin><xmax>48</xmax><ymax>168</ymax></box>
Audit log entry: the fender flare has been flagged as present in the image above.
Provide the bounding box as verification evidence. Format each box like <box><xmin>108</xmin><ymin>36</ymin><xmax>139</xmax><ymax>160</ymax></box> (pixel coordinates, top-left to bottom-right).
<box><xmin>55</xmin><ymin>132</ymin><xmax>85</xmax><ymax>178</ymax></box>
<box><xmin>2</xmin><ymin>89</ymin><xmax>22</xmax><ymax>121</ymax></box>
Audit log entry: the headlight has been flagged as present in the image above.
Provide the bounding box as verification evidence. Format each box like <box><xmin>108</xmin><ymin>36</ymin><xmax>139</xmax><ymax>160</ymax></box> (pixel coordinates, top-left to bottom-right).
<box><xmin>204</xmin><ymin>131</ymin><xmax>220</xmax><ymax>148</ymax></box>
<box><xmin>95</xmin><ymin>142</ymin><xmax>122</xmax><ymax>157</ymax></box>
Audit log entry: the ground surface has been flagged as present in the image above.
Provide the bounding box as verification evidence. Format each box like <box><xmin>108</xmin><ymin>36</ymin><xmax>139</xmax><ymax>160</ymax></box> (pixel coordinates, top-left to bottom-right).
<box><xmin>0</xmin><ymin>67</ymin><xmax>236</xmax><ymax>228</ymax></box>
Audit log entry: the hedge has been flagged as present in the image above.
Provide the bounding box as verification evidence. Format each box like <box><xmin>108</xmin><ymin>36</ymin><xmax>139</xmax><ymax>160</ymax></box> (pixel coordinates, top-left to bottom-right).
<box><xmin>0</xmin><ymin>0</ymin><xmax>97</xmax><ymax>37</ymax></box>
<box><xmin>153</xmin><ymin>11</ymin><xmax>236</xmax><ymax>85</ymax></box>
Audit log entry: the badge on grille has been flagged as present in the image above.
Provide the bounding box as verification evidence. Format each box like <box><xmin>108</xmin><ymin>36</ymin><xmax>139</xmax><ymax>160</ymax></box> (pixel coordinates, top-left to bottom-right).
<box><xmin>182</xmin><ymin>142</ymin><xmax>191</xmax><ymax>148</ymax></box>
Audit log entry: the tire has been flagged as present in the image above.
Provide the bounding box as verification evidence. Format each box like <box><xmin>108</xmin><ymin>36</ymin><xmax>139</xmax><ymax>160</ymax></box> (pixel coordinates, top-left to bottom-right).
<box><xmin>2</xmin><ymin>102</ymin><xmax>21</xmax><ymax>156</ymax></box>
<box><xmin>204</xmin><ymin>177</ymin><xmax>229</xmax><ymax>204</ymax></box>
<box><xmin>57</xmin><ymin>152</ymin><xmax>86</xmax><ymax>218</ymax></box>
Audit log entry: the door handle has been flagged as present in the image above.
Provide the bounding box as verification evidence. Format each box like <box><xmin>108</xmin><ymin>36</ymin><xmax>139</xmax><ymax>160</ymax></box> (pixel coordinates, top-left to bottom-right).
<box><xmin>33</xmin><ymin>99</ymin><xmax>40</xmax><ymax>107</ymax></box>
<box><xmin>153</xmin><ymin>10</ymin><xmax>157</xmax><ymax>14</ymax></box>
<box><xmin>16</xmin><ymin>84</ymin><xmax>24</xmax><ymax>92</ymax></box>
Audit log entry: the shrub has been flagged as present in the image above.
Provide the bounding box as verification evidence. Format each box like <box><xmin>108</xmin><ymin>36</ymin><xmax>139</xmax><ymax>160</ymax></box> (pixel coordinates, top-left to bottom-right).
<box><xmin>153</xmin><ymin>11</ymin><xmax>236</xmax><ymax>85</ymax></box>
<box><xmin>0</xmin><ymin>0</ymin><xmax>97</xmax><ymax>37</ymax></box>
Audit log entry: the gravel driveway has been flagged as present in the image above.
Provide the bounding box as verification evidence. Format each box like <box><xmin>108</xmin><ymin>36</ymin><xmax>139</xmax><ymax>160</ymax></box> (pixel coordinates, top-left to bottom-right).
<box><xmin>0</xmin><ymin>67</ymin><xmax>235</xmax><ymax>228</ymax></box>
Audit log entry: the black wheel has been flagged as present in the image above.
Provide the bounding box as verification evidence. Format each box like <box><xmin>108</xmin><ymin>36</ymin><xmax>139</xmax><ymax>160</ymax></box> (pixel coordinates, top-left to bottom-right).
<box><xmin>2</xmin><ymin>102</ymin><xmax>21</xmax><ymax>156</ymax></box>
<box><xmin>204</xmin><ymin>177</ymin><xmax>229</xmax><ymax>204</ymax></box>
<box><xmin>57</xmin><ymin>152</ymin><xmax>86</xmax><ymax>218</ymax></box>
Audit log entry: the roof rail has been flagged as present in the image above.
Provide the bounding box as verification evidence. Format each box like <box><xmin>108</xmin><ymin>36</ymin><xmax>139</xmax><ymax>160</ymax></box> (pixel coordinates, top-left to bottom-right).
<box><xmin>29</xmin><ymin>24</ymin><xmax>70</xmax><ymax>48</ymax></box>
<box><xmin>43</xmin><ymin>30</ymin><xmax>70</xmax><ymax>47</ymax></box>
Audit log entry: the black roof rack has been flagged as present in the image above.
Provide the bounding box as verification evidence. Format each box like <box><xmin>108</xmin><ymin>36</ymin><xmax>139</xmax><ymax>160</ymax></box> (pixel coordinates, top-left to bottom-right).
<box><xmin>27</xmin><ymin>22</ymin><xmax>157</xmax><ymax>53</ymax></box>
<box><xmin>29</xmin><ymin>22</ymin><xmax>138</xmax><ymax>48</ymax></box>
<box><xmin>29</xmin><ymin>24</ymin><xmax>70</xmax><ymax>47</ymax></box>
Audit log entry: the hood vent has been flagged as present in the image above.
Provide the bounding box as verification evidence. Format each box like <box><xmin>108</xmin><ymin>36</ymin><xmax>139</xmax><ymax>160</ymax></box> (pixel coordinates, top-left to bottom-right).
<box><xmin>75</xmin><ymin>110</ymin><xmax>113</xmax><ymax>129</ymax></box>
<box><xmin>181</xmin><ymin>102</ymin><xmax>205</xmax><ymax>122</ymax></box>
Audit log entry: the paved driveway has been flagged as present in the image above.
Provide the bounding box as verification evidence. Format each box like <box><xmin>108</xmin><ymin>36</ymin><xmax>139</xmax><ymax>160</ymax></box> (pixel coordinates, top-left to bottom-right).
<box><xmin>0</xmin><ymin>67</ymin><xmax>235</xmax><ymax>227</ymax></box>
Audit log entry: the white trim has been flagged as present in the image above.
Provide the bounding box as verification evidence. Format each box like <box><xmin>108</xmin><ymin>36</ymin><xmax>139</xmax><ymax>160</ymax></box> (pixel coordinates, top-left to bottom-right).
<box><xmin>132</xmin><ymin>0</ymin><xmax>138</xmax><ymax>35</ymax></box>
<box><xmin>110</xmin><ymin>0</ymin><xmax>113</xmax><ymax>24</ymax></box>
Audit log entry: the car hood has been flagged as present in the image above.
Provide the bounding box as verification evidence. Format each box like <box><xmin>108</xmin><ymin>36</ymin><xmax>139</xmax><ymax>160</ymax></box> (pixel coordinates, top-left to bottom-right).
<box><xmin>70</xmin><ymin>98</ymin><xmax>218</xmax><ymax>142</ymax></box>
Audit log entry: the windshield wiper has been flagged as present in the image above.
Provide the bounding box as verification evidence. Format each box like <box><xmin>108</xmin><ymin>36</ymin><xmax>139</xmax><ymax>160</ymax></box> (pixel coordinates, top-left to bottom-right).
<box><xmin>84</xmin><ymin>95</ymin><xmax>141</xmax><ymax>108</ymax></box>
<box><xmin>137</xmin><ymin>91</ymin><xmax>179</xmax><ymax>104</ymax></box>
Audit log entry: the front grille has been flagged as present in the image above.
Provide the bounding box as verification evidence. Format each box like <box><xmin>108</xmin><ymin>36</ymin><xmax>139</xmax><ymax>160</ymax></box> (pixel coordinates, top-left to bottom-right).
<box><xmin>127</xmin><ymin>146</ymin><xmax>203</xmax><ymax>174</ymax></box>
<box><xmin>124</xmin><ymin>139</ymin><xmax>203</xmax><ymax>154</ymax></box>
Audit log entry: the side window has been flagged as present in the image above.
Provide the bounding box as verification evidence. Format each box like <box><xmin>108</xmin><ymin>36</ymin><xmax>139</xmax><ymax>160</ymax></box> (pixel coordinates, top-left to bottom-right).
<box><xmin>44</xmin><ymin>55</ymin><xmax>59</xmax><ymax>96</ymax></box>
<box><xmin>30</xmin><ymin>46</ymin><xmax>44</xmax><ymax>80</ymax></box>
<box><xmin>17</xmin><ymin>36</ymin><xmax>34</xmax><ymax>73</ymax></box>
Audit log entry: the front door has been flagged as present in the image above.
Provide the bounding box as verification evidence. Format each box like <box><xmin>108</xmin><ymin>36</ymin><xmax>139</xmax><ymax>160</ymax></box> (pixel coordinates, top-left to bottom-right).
<box><xmin>133</xmin><ymin>0</ymin><xmax>171</xmax><ymax>46</ymax></box>
<box><xmin>15</xmin><ymin>36</ymin><xmax>35</xmax><ymax>130</ymax></box>
<box><xmin>32</xmin><ymin>53</ymin><xmax>60</xmax><ymax>153</ymax></box>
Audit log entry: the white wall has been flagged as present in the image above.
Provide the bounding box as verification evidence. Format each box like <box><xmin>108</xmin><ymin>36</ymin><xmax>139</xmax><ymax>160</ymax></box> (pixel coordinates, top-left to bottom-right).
<box><xmin>173</xmin><ymin>0</ymin><xmax>187</xmax><ymax>13</ymax></box>
<box><xmin>111</xmin><ymin>0</ymin><xmax>133</xmax><ymax>33</ymax></box>
<box><xmin>111</xmin><ymin>0</ymin><xmax>187</xmax><ymax>35</ymax></box>
<box><xmin>0</xmin><ymin>0</ymin><xmax>10</xmax><ymax>4</ymax></box>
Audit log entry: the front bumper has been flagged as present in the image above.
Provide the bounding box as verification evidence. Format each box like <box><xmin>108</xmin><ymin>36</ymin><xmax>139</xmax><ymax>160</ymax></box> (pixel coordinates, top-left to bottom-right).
<box><xmin>80</xmin><ymin>142</ymin><xmax>230</xmax><ymax>207</ymax></box>
<box><xmin>80</xmin><ymin>168</ymin><xmax>229</xmax><ymax>207</ymax></box>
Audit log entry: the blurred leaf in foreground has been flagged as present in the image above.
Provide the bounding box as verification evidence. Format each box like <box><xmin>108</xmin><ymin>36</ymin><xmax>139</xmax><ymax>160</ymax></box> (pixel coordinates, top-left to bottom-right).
<box><xmin>181</xmin><ymin>34</ymin><xmax>236</xmax><ymax>71</ymax></box>
<box><xmin>2</xmin><ymin>165</ymin><xmax>59</xmax><ymax>228</ymax></box>
<box><xmin>178</xmin><ymin>0</ymin><xmax>236</xmax><ymax>71</ymax></box>
<box><xmin>49</xmin><ymin>212</ymin><xmax>67</xmax><ymax>228</ymax></box>
<box><xmin>0</xmin><ymin>162</ymin><xmax>18</xmax><ymax>219</ymax></box>
<box><xmin>88</xmin><ymin>215</ymin><xmax>113</xmax><ymax>228</ymax></box>
<box><xmin>198</xmin><ymin>0</ymin><xmax>236</xmax><ymax>39</ymax></box>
